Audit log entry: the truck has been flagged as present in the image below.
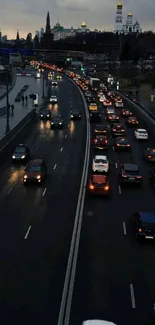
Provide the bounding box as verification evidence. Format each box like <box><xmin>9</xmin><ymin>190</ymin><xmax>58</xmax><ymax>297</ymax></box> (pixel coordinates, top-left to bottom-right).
<box><xmin>89</xmin><ymin>77</ymin><xmax>100</xmax><ymax>91</ymax></box>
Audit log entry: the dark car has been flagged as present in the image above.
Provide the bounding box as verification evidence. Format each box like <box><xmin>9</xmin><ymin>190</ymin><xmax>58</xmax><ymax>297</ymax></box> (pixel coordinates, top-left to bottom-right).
<box><xmin>39</xmin><ymin>110</ymin><xmax>51</xmax><ymax>119</ymax></box>
<box><xmin>51</xmin><ymin>114</ymin><xmax>64</xmax><ymax>128</ymax></box>
<box><xmin>70</xmin><ymin>110</ymin><xmax>81</xmax><ymax>120</ymax></box>
<box><xmin>126</xmin><ymin>116</ymin><xmax>139</xmax><ymax>126</ymax></box>
<box><xmin>111</xmin><ymin>123</ymin><xmax>125</xmax><ymax>136</ymax></box>
<box><xmin>107</xmin><ymin>114</ymin><xmax>119</xmax><ymax>122</ymax></box>
<box><xmin>88</xmin><ymin>174</ymin><xmax>110</xmax><ymax>196</ymax></box>
<box><xmin>114</xmin><ymin>137</ymin><xmax>131</xmax><ymax>150</ymax></box>
<box><xmin>90</xmin><ymin>111</ymin><xmax>101</xmax><ymax>123</ymax></box>
<box><xmin>93</xmin><ymin>135</ymin><xmax>108</xmax><ymax>150</ymax></box>
<box><xmin>21</xmin><ymin>85</ymin><xmax>29</xmax><ymax>91</ymax></box>
<box><xmin>15</xmin><ymin>95</ymin><xmax>21</xmax><ymax>102</ymax></box>
<box><xmin>121</xmin><ymin>109</ymin><xmax>132</xmax><ymax>117</ymax></box>
<box><xmin>12</xmin><ymin>144</ymin><xmax>30</xmax><ymax>163</ymax></box>
<box><xmin>86</xmin><ymin>96</ymin><xmax>96</xmax><ymax>103</ymax></box>
<box><xmin>144</xmin><ymin>148</ymin><xmax>155</xmax><ymax>162</ymax></box>
<box><xmin>133</xmin><ymin>212</ymin><xmax>155</xmax><ymax>240</ymax></box>
<box><xmin>148</xmin><ymin>168</ymin><xmax>155</xmax><ymax>186</ymax></box>
<box><xmin>23</xmin><ymin>159</ymin><xmax>46</xmax><ymax>185</ymax></box>
<box><xmin>119</xmin><ymin>163</ymin><xmax>142</xmax><ymax>185</ymax></box>
<box><xmin>94</xmin><ymin>124</ymin><xmax>108</xmax><ymax>136</ymax></box>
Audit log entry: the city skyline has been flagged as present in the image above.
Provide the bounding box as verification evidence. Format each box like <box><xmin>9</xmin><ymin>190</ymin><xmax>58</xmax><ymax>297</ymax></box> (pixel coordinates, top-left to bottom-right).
<box><xmin>0</xmin><ymin>0</ymin><xmax>154</xmax><ymax>38</ymax></box>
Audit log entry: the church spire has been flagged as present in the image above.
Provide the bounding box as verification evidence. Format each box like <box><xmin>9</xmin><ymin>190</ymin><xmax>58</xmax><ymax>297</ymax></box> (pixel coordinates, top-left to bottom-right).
<box><xmin>45</xmin><ymin>11</ymin><xmax>51</xmax><ymax>34</ymax></box>
<box><xmin>16</xmin><ymin>29</ymin><xmax>20</xmax><ymax>40</ymax></box>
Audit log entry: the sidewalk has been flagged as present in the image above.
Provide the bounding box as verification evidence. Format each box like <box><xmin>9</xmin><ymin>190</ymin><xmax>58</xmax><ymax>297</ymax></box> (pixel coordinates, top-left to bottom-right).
<box><xmin>0</xmin><ymin>77</ymin><xmax>48</xmax><ymax>139</ymax></box>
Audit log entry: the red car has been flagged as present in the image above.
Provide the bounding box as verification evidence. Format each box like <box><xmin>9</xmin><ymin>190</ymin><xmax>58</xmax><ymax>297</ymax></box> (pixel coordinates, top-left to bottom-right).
<box><xmin>88</xmin><ymin>174</ymin><xmax>110</xmax><ymax>195</ymax></box>
<box><xmin>93</xmin><ymin>135</ymin><xmax>108</xmax><ymax>150</ymax></box>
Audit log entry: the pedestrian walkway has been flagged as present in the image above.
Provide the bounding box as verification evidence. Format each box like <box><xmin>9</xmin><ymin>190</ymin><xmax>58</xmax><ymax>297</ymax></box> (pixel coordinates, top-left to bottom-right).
<box><xmin>0</xmin><ymin>76</ymin><xmax>48</xmax><ymax>139</ymax></box>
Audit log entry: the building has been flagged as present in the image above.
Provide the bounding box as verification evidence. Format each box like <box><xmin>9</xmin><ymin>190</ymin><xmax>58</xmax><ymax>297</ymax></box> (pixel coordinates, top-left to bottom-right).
<box><xmin>40</xmin><ymin>28</ymin><xmax>44</xmax><ymax>38</ymax></box>
<box><xmin>35</xmin><ymin>30</ymin><xmax>39</xmax><ymax>38</ymax></box>
<box><xmin>52</xmin><ymin>21</ymin><xmax>90</xmax><ymax>41</ymax></box>
<box><xmin>115</xmin><ymin>2</ymin><xmax>141</xmax><ymax>34</ymax></box>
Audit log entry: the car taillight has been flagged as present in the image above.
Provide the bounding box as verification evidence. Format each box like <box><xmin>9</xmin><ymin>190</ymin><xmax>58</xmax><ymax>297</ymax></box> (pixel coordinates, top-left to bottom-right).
<box><xmin>126</xmin><ymin>144</ymin><xmax>130</xmax><ymax>147</ymax></box>
<box><xmin>104</xmin><ymin>185</ymin><xmax>109</xmax><ymax>191</ymax></box>
<box><xmin>105</xmin><ymin>140</ymin><xmax>107</xmax><ymax>144</ymax></box>
<box><xmin>113</xmin><ymin>129</ymin><xmax>116</xmax><ymax>131</ymax></box>
<box><xmin>94</xmin><ymin>139</ymin><xmax>97</xmax><ymax>143</ymax></box>
<box><xmin>136</xmin><ymin>176</ymin><xmax>142</xmax><ymax>179</ymax></box>
<box><xmin>138</xmin><ymin>228</ymin><xmax>142</xmax><ymax>232</ymax></box>
<box><xmin>122</xmin><ymin>174</ymin><xmax>127</xmax><ymax>177</ymax></box>
<box><xmin>117</xmin><ymin>144</ymin><xmax>120</xmax><ymax>146</ymax></box>
<box><xmin>136</xmin><ymin>121</ymin><xmax>138</xmax><ymax>123</ymax></box>
<box><xmin>148</xmin><ymin>155</ymin><xmax>151</xmax><ymax>158</ymax></box>
<box><xmin>89</xmin><ymin>184</ymin><xmax>94</xmax><ymax>190</ymax></box>
<box><xmin>121</xmin><ymin>129</ymin><xmax>125</xmax><ymax>132</ymax></box>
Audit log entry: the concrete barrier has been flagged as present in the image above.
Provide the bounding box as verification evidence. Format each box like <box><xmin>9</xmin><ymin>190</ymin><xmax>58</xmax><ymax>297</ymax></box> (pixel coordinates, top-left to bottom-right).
<box><xmin>0</xmin><ymin>109</ymin><xmax>36</xmax><ymax>166</ymax></box>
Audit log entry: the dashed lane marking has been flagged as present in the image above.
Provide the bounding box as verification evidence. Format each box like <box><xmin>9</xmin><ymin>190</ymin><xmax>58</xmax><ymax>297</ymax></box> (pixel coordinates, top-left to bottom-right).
<box><xmin>112</xmin><ymin>146</ymin><xmax>115</xmax><ymax>151</ymax></box>
<box><xmin>115</xmin><ymin>162</ymin><xmax>118</xmax><ymax>168</ymax></box>
<box><xmin>42</xmin><ymin>188</ymin><xmax>47</xmax><ymax>196</ymax></box>
<box><xmin>118</xmin><ymin>185</ymin><xmax>121</xmax><ymax>194</ymax></box>
<box><xmin>65</xmin><ymin>134</ymin><xmax>67</xmax><ymax>138</ymax></box>
<box><xmin>24</xmin><ymin>225</ymin><xmax>31</xmax><ymax>239</ymax></box>
<box><xmin>7</xmin><ymin>187</ymin><xmax>13</xmax><ymax>195</ymax></box>
<box><xmin>123</xmin><ymin>222</ymin><xmax>127</xmax><ymax>235</ymax></box>
<box><xmin>53</xmin><ymin>164</ymin><xmax>57</xmax><ymax>170</ymax></box>
<box><xmin>130</xmin><ymin>284</ymin><xmax>136</xmax><ymax>308</ymax></box>
<box><xmin>60</xmin><ymin>147</ymin><xmax>63</xmax><ymax>152</ymax></box>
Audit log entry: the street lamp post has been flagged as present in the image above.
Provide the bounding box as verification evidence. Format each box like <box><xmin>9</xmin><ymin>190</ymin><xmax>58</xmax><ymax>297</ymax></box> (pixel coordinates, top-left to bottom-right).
<box><xmin>42</xmin><ymin>69</ymin><xmax>45</xmax><ymax>98</ymax></box>
<box><xmin>5</xmin><ymin>69</ymin><xmax>10</xmax><ymax>134</ymax></box>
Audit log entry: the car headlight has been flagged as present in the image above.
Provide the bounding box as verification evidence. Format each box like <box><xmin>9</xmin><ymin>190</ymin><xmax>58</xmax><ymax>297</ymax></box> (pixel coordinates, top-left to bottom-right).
<box><xmin>71</xmin><ymin>115</ymin><xmax>73</xmax><ymax>118</ymax></box>
<box><xmin>59</xmin><ymin>122</ymin><xmax>62</xmax><ymax>125</ymax></box>
<box><xmin>24</xmin><ymin>175</ymin><xmax>28</xmax><ymax>179</ymax></box>
<box><xmin>12</xmin><ymin>155</ymin><xmax>15</xmax><ymax>159</ymax></box>
<box><xmin>21</xmin><ymin>155</ymin><xmax>25</xmax><ymax>159</ymax></box>
<box><xmin>41</xmin><ymin>115</ymin><xmax>43</xmax><ymax>117</ymax></box>
<box><xmin>37</xmin><ymin>175</ymin><xmax>41</xmax><ymax>179</ymax></box>
<box><xmin>51</xmin><ymin>122</ymin><xmax>54</xmax><ymax>124</ymax></box>
<box><xmin>47</xmin><ymin>115</ymin><xmax>50</xmax><ymax>117</ymax></box>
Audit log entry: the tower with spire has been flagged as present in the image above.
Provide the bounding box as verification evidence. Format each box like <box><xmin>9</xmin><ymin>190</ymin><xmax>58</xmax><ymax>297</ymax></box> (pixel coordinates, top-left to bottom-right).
<box><xmin>45</xmin><ymin>11</ymin><xmax>51</xmax><ymax>34</ymax></box>
<box><xmin>115</xmin><ymin>1</ymin><xmax>123</xmax><ymax>34</ymax></box>
<box><xmin>16</xmin><ymin>29</ymin><xmax>20</xmax><ymax>40</ymax></box>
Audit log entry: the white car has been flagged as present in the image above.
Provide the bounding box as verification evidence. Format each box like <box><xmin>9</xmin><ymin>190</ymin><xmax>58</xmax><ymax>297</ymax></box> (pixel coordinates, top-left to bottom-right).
<box><xmin>92</xmin><ymin>155</ymin><xmax>109</xmax><ymax>173</ymax></box>
<box><xmin>99</xmin><ymin>96</ymin><xmax>106</xmax><ymax>102</ymax></box>
<box><xmin>134</xmin><ymin>128</ymin><xmax>148</xmax><ymax>139</ymax></box>
<box><xmin>115</xmin><ymin>100</ymin><xmax>124</xmax><ymax>108</ymax></box>
<box><xmin>50</xmin><ymin>95</ymin><xmax>57</xmax><ymax>103</ymax></box>
<box><xmin>51</xmin><ymin>80</ymin><xmax>57</xmax><ymax>86</ymax></box>
<box><xmin>106</xmin><ymin>108</ymin><xmax>115</xmax><ymax>114</ymax></box>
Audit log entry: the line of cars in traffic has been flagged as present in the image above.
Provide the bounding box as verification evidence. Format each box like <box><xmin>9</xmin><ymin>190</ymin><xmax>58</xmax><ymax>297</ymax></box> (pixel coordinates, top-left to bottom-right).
<box><xmin>69</xmin><ymin>73</ymin><xmax>155</xmax><ymax>241</ymax></box>
<box><xmin>15</xmin><ymin>84</ymin><xmax>29</xmax><ymax>102</ymax></box>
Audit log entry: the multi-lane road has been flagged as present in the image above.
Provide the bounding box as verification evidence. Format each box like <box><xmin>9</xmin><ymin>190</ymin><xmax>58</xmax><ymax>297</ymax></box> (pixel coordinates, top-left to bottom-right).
<box><xmin>0</xmin><ymin>72</ymin><xmax>155</xmax><ymax>325</ymax></box>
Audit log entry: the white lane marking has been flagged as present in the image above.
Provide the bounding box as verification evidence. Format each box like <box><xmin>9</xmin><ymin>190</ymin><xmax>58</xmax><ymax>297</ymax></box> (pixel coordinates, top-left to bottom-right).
<box><xmin>130</xmin><ymin>284</ymin><xmax>136</xmax><ymax>308</ymax></box>
<box><xmin>118</xmin><ymin>185</ymin><xmax>121</xmax><ymax>194</ymax></box>
<box><xmin>53</xmin><ymin>164</ymin><xmax>57</xmax><ymax>170</ymax></box>
<box><xmin>42</xmin><ymin>188</ymin><xmax>47</xmax><ymax>196</ymax></box>
<box><xmin>24</xmin><ymin>225</ymin><xmax>31</xmax><ymax>239</ymax></box>
<box><xmin>115</xmin><ymin>162</ymin><xmax>118</xmax><ymax>168</ymax></box>
<box><xmin>112</xmin><ymin>146</ymin><xmax>115</xmax><ymax>151</ymax></box>
<box><xmin>65</xmin><ymin>134</ymin><xmax>67</xmax><ymax>138</ymax></box>
<box><xmin>60</xmin><ymin>147</ymin><xmax>63</xmax><ymax>152</ymax></box>
<box><xmin>123</xmin><ymin>222</ymin><xmax>127</xmax><ymax>235</ymax></box>
<box><xmin>7</xmin><ymin>187</ymin><xmax>13</xmax><ymax>195</ymax></box>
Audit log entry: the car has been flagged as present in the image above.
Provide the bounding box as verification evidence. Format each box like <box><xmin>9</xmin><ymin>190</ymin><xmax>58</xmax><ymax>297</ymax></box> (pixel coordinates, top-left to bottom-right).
<box><xmin>51</xmin><ymin>81</ymin><xmax>57</xmax><ymax>86</ymax></box>
<box><xmin>90</xmin><ymin>111</ymin><xmax>101</xmax><ymax>123</ymax></box>
<box><xmin>93</xmin><ymin>135</ymin><xmax>108</xmax><ymax>150</ymax></box>
<box><xmin>133</xmin><ymin>212</ymin><xmax>155</xmax><ymax>240</ymax></box>
<box><xmin>56</xmin><ymin>75</ymin><xmax>62</xmax><ymax>80</ymax></box>
<box><xmin>50</xmin><ymin>95</ymin><xmax>58</xmax><ymax>103</ymax></box>
<box><xmin>94</xmin><ymin>124</ymin><xmax>108</xmax><ymax>136</ymax></box>
<box><xmin>85</xmin><ymin>91</ymin><xmax>92</xmax><ymax>97</ymax></box>
<box><xmin>144</xmin><ymin>148</ymin><xmax>155</xmax><ymax>161</ymax></box>
<box><xmin>97</xmin><ymin>91</ymin><xmax>104</xmax><ymax>98</ymax></box>
<box><xmin>114</xmin><ymin>99</ymin><xmax>124</xmax><ymax>108</ymax></box>
<box><xmin>148</xmin><ymin>168</ymin><xmax>155</xmax><ymax>186</ymax></box>
<box><xmin>70</xmin><ymin>110</ymin><xmax>81</xmax><ymax>120</ymax></box>
<box><xmin>111</xmin><ymin>123</ymin><xmax>125</xmax><ymax>136</ymax></box>
<box><xmin>121</xmin><ymin>109</ymin><xmax>132</xmax><ymax>117</ymax></box>
<box><xmin>89</xmin><ymin>103</ymin><xmax>98</xmax><ymax>111</ymax></box>
<box><xmin>92</xmin><ymin>155</ymin><xmax>109</xmax><ymax>173</ymax></box>
<box><xmin>126</xmin><ymin>116</ymin><xmax>139</xmax><ymax>126</ymax></box>
<box><xmin>86</xmin><ymin>96</ymin><xmax>96</xmax><ymax>103</ymax></box>
<box><xmin>103</xmin><ymin>99</ymin><xmax>112</xmax><ymax>107</ymax></box>
<box><xmin>114</xmin><ymin>137</ymin><xmax>131</xmax><ymax>150</ymax></box>
<box><xmin>15</xmin><ymin>95</ymin><xmax>21</xmax><ymax>102</ymax></box>
<box><xmin>12</xmin><ymin>144</ymin><xmax>30</xmax><ymax>163</ymax></box>
<box><xmin>99</xmin><ymin>96</ymin><xmax>106</xmax><ymax>103</ymax></box>
<box><xmin>108</xmin><ymin>91</ymin><xmax>115</xmax><ymax>99</ymax></box>
<box><xmin>39</xmin><ymin>110</ymin><xmax>51</xmax><ymax>119</ymax></box>
<box><xmin>134</xmin><ymin>128</ymin><xmax>148</xmax><ymax>140</ymax></box>
<box><xmin>106</xmin><ymin>108</ymin><xmax>115</xmax><ymax>115</ymax></box>
<box><xmin>23</xmin><ymin>159</ymin><xmax>46</xmax><ymax>185</ymax></box>
<box><xmin>107</xmin><ymin>114</ymin><xmax>119</xmax><ymax>122</ymax></box>
<box><xmin>119</xmin><ymin>163</ymin><xmax>142</xmax><ymax>185</ymax></box>
<box><xmin>88</xmin><ymin>174</ymin><xmax>110</xmax><ymax>195</ymax></box>
<box><xmin>51</xmin><ymin>114</ymin><xmax>64</xmax><ymax>128</ymax></box>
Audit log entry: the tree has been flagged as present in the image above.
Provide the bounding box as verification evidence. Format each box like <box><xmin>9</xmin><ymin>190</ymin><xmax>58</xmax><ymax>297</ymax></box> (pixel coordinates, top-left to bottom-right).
<box><xmin>120</xmin><ymin>41</ymin><xmax>131</xmax><ymax>61</ymax></box>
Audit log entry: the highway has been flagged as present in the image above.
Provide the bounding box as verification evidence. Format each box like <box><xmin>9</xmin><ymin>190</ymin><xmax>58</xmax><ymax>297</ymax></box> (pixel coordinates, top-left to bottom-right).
<box><xmin>70</xmin><ymin>93</ymin><xmax>155</xmax><ymax>325</ymax></box>
<box><xmin>0</xmin><ymin>74</ymin><xmax>86</xmax><ymax>322</ymax></box>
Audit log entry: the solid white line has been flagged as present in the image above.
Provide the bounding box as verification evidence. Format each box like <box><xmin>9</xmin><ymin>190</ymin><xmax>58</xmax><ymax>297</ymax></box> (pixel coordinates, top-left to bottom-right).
<box><xmin>24</xmin><ymin>225</ymin><xmax>31</xmax><ymax>239</ymax></box>
<box><xmin>7</xmin><ymin>187</ymin><xmax>13</xmax><ymax>195</ymax></box>
<box><xmin>115</xmin><ymin>162</ymin><xmax>118</xmax><ymax>168</ymax></box>
<box><xmin>123</xmin><ymin>222</ymin><xmax>127</xmax><ymax>235</ymax></box>
<box><xmin>65</xmin><ymin>134</ymin><xmax>67</xmax><ymax>138</ymax></box>
<box><xmin>42</xmin><ymin>188</ymin><xmax>47</xmax><ymax>196</ymax></box>
<box><xmin>53</xmin><ymin>164</ymin><xmax>57</xmax><ymax>170</ymax></box>
<box><xmin>130</xmin><ymin>284</ymin><xmax>136</xmax><ymax>308</ymax></box>
<box><xmin>57</xmin><ymin>78</ymin><xmax>90</xmax><ymax>325</ymax></box>
<box><xmin>60</xmin><ymin>147</ymin><xmax>63</xmax><ymax>151</ymax></box>
<box><xmin>112</xmin><ymin>146</ymin><xmax>115</xmax><ymax>151</ymax></box>
<box><xmin>118</xmin><ymin>185</ymin><xmax>121</xmax><ymax>194</ymax></box>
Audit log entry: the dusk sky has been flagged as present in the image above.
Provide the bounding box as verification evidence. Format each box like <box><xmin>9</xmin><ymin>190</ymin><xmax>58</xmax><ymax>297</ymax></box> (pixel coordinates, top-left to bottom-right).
<box><xmin>1</xmin><ymin>0</ymin><xmax>155</xmax><ymax>38</ymax></box>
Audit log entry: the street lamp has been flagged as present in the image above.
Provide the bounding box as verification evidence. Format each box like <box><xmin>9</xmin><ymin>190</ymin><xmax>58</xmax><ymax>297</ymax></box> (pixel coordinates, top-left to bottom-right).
<box><xmin>41</xmin><ymin>68</ymin><xmax>44</xmax><ymax>98</ymax></box>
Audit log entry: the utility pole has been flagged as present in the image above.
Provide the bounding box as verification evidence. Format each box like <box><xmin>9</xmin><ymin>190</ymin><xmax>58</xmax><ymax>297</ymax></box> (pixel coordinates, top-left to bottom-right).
<box><xmin>42</xmin><ymin>71</ymin><xmax>45</xmax><ymax>98</ymax></box>
<box><xmin>5</xmin><ymin>69</ymin><xmax>10</xmax><ymax>134</ymax></box>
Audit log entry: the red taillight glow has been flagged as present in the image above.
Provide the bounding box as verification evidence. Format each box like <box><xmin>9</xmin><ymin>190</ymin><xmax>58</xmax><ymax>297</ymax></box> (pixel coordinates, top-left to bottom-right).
<box><xmin>94</xmin><ymin>139</ymin><xmax>97</xmax><ymax>143</ymax></box>
<box><xmin>126</xmin><ymin>144</ymin><xmax>130</xmax><ymax>147</ymax></box>
<box><xmin>89</xmin><ymin>184</ymin><xmax>94</xmax><ymax>190</ymax></box>
<box><xmin>104</xmin><ymin>185</ymin><xmax>109</xmax><ymax>191</ymax></box>
<box><xmin>122</xmin><ymin>174</ymin><xmax>127</xmax><ymax>177</ymax></box>
<box><xmin>148</xmin><ymin>155</ymin><xmax>151</xmax><ymax>158</ymax></box>
<box><xmin>138</xmin><ymin>228</ymin><xmax>142</xmax><ymax>233</ymax></box>
<box><xmin>121</xmin><ymin>129</ymin><xmax>125</xmax><ymax>132</ymax></box>
<box><xmin>113</xmin><ymin>129</ymin><xmax>116</xmax><ymax>131</ymax></box>
<box><xmin>136</xmin><ymin>176</ymin><xmax>142</xmax><ymax>179</ymax></box>
<box><xmin>105</xmin><ymin>140</ymin><xmax>107</xmax><ymax>144</ymax></box>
